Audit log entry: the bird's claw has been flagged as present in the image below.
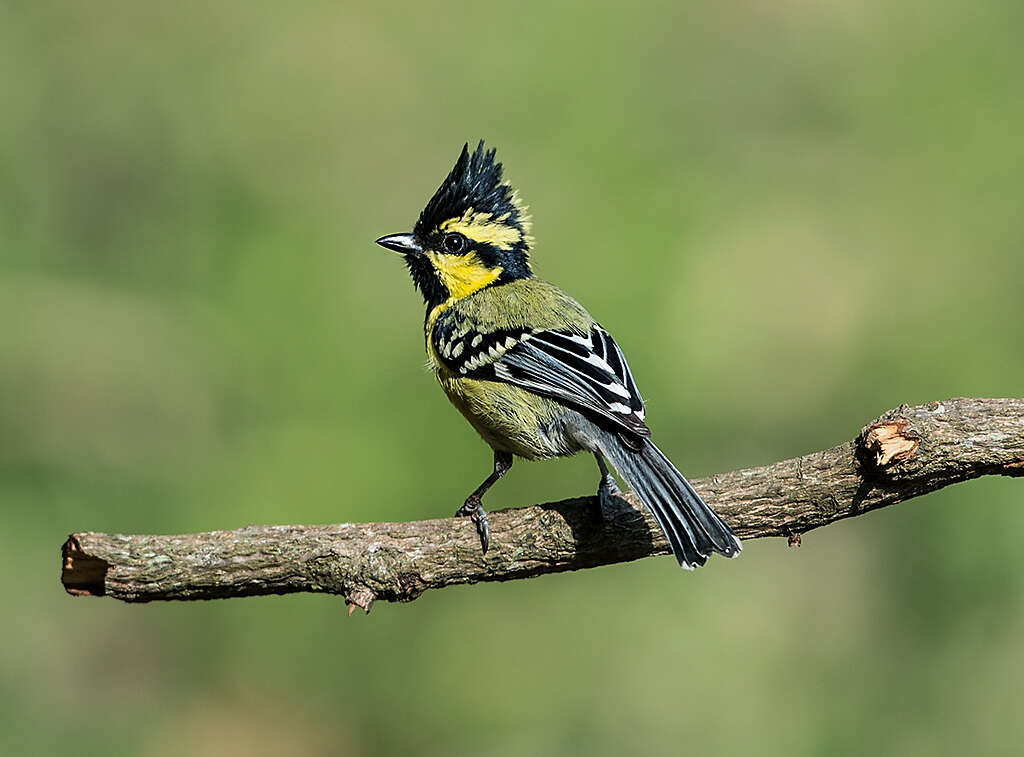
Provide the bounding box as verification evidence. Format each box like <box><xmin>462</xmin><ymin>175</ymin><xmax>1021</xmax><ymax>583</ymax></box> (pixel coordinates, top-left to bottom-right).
<box><xmin>455</xmin><ymin>495</ymin><xmax>490</xmax><ymax>554</ymax></box>
<box><xmin>594</xmin><ymin>473</ymin><xmax>620</xmax><ymax>522</ymax></box>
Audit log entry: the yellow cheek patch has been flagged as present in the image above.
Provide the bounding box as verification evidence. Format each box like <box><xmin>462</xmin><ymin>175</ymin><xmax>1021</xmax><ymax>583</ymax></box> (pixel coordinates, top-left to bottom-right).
<box><xmin>426</xmin><ymin>251</ymin><xmax>503</xmax><ymax>300</ymax></box>
<box><xmin>441</xmin><ymin>209</ymin><xmax>523</xmax><ymax>251</ymax></box>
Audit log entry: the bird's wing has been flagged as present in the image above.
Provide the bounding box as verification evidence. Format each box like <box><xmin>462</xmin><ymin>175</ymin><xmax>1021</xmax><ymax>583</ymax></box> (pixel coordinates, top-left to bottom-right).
<box><xmin>434</xmin><ymin>317</ymin><xmax>649</xmax><ymax>442</ymax></box>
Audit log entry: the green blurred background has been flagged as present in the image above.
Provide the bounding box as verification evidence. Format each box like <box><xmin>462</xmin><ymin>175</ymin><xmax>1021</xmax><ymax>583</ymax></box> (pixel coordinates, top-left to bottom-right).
<box><xmin>2</xmin><ymin>1</ymin><xmax>1022</xmax><ymax>755</ymax></box>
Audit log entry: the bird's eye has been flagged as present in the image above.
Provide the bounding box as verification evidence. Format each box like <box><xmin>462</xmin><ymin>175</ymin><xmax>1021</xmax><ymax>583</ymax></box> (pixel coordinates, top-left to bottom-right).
<box><xmin>442</xmin><ymin>232</ymin><xmax>467</xmax><ymax>254</ymax></box>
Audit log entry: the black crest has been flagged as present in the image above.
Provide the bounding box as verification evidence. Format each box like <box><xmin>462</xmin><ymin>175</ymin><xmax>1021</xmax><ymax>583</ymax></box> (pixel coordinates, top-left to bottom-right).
<box><xmin>414</xmin><ymin>141</ymin><xmax>529</xmax><ymax>242</ymax></box>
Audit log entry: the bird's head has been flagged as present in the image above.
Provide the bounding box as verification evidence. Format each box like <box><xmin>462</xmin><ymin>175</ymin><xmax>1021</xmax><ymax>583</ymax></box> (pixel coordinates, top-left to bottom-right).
<box><xmin>376</xmin><ymin>141</ymin><xmax>533</xmax><ymax>309</ymax></box>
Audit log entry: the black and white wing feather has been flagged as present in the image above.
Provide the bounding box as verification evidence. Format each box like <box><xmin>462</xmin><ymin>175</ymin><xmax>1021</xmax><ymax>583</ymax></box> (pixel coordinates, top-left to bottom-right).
<box><xmin>434</xmin><ymin>315</ymin><xmax>649</xmax><ymax>444</ymax></box>
<box><xmin>492</xmin><ymin>327</ymin><xmax>648</xmax><ymax>443</ymax></box>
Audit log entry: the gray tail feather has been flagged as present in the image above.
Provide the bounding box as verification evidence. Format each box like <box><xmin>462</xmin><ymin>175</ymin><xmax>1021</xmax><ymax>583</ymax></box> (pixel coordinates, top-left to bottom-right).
<box><xmin>599</xmin><ymin>436</ymin><xmax>741</xmax><ymax>569</ymax></box>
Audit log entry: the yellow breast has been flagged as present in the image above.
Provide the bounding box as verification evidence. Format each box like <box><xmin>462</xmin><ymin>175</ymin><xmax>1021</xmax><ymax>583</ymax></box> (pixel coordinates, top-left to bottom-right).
<box><xmin>436</xmin><ymin>371</ymin><xmax>566</xmax><ymax>459</ymax></box>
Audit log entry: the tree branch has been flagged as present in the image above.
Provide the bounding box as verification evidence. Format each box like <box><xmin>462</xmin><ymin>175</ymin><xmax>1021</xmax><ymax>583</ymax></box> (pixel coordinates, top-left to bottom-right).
<box><xmin>61</xmin><ymin>398</ymin><xmax>1024</xmax><ymax>612</ymax></box>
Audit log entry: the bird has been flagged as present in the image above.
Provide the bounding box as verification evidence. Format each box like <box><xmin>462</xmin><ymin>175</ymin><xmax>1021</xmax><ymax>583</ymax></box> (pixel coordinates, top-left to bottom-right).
<box><xmin>375</xmin><ymin>141</ymin><xmax>740</xmax><ymax>569</ymax></box>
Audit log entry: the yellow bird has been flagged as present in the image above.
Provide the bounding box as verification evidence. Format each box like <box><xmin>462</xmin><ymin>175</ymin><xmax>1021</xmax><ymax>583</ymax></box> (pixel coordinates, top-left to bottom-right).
<box><xmin>377</xmin><ymin>142</ymin><xmax>740</xmax><ymax>569</ymax></box>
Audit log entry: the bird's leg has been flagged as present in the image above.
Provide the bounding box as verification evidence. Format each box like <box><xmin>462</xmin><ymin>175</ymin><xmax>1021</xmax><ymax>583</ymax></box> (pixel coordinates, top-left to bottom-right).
<box><xmin>455</xmin><ymin>450</ymin><xmax>513</xmax><ymax>554</ymax></box>
<box><xmin>593</xmin><ymin>453</ymin><xmax>620</xmax><ymax>522</ymax></box>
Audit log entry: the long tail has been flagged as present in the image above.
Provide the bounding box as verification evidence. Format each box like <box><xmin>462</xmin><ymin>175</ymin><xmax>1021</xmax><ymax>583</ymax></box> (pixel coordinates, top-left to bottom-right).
<box><xmin>599</xmin><ymin>435</ymin><xmax>741</xmax><ymax>569</ymax></box>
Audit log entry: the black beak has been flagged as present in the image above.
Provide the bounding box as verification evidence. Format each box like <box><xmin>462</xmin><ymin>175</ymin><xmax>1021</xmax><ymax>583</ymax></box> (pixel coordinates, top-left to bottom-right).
<box><xmin>375</xmin><ymin>233</ymin><xmax>422</xmax><ymax>255</ymax></box>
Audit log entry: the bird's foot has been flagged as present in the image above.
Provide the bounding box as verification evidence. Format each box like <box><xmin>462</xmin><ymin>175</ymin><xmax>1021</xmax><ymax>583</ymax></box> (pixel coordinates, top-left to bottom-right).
<box><xmin>594</xmin><ymin>473</ymin><xmax>620</xmax><ymax>523</ymax></box>
<box><xmin>455</xmin><ymin>495</ymin><xmax>490</xmax><ymax>554</ymax></box>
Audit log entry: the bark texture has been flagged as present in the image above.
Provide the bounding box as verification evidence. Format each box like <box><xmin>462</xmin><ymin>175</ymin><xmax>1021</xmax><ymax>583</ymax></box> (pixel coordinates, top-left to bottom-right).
<box><xmin>61</xmin><ymin>398</ymin><xmax>1024</xmax><ymax>612</ymax></box>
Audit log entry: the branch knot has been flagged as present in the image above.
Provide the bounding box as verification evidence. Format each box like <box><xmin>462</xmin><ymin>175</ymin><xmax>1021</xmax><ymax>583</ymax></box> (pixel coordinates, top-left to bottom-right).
<box><xmin>861</xmin><ymin>419</ymin><xmax>921</xmax><ymax>469</ymax></box>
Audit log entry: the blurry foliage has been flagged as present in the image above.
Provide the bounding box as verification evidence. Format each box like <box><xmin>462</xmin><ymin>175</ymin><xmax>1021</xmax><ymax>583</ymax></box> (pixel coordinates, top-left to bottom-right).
<box><xmin>1</xmin><ymin>1</ymin><xmax>1022</xmax><ymax>755</ymax></box>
